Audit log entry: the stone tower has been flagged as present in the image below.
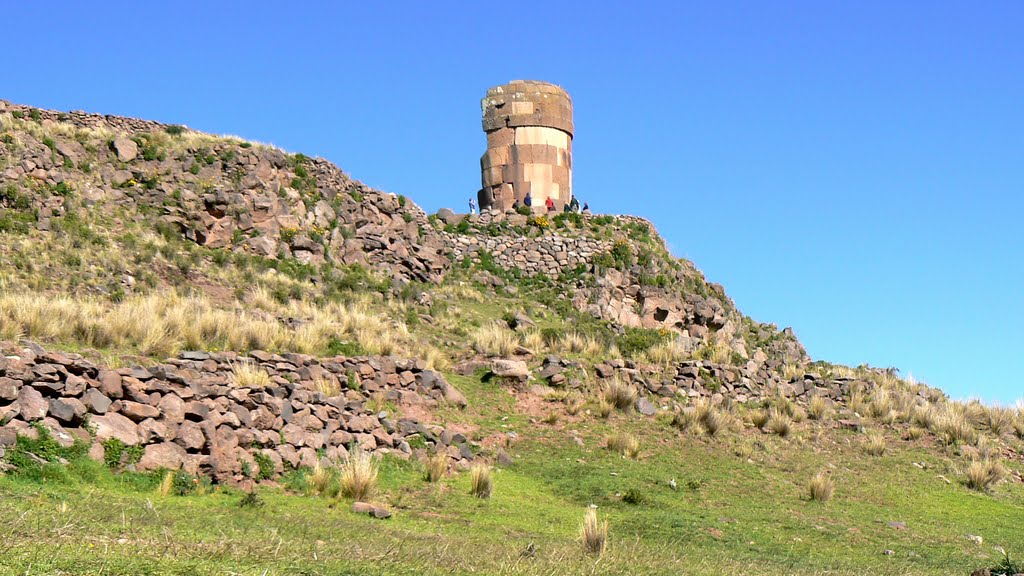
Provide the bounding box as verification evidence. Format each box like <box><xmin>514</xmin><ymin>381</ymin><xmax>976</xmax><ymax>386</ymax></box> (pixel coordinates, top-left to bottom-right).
<box><xmin>478</xmin><ymin>80</ymin><xmax>573</xmax><ymax>212</ymax></box>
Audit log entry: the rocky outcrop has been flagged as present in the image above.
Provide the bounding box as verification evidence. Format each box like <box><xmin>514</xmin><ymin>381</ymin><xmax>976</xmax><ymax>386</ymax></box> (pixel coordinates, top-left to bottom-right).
<box><xmin>0</xmin><ymin>342</ymin><xmax>471</xmax><ymax>484</ymax></box>
<box><xmin>0</xmin><ymin>100</ymin><xmax>449</xmax><ymax>283</ymax></box>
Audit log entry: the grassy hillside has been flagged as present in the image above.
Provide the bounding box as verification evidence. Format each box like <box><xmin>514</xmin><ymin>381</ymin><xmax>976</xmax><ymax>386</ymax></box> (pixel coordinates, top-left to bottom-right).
<box><xmin>1</xmin><ymin>102</ymin><xmax>1022</xmax><ymax>576</ymax></box>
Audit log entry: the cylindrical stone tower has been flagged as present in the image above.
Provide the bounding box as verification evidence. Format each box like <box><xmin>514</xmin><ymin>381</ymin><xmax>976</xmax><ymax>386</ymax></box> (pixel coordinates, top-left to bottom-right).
<box><xmin>479</xmin><ymin>80</ymin><xmax>573</xmax><ymax>212</ymax></box>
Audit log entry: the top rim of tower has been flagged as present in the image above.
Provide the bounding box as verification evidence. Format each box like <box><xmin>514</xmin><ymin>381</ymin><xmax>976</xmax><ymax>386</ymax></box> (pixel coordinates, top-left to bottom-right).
<box><xmin>485</xmin><ymin>80</ymin><xmax>571</xmax><ymax>101</ymax></box>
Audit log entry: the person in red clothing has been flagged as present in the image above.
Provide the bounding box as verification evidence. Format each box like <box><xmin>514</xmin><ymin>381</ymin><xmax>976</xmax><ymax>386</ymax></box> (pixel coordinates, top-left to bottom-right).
<box><xmin>545</xmin><ymin>197</ymin><xmax>555</xmax><ymax>212</ymax></box>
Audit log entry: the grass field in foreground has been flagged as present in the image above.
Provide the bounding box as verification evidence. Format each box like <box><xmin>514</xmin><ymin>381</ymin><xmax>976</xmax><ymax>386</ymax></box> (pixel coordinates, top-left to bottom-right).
<box><xmin>1</xmin><ymin>373</ymin><xmax>1021</xmax><ymax>576</ymax></box>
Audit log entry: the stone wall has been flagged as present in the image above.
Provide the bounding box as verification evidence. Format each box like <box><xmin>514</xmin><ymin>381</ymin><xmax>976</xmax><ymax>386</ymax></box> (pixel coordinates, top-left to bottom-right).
<box><xmin>0</xmin><ymin>342</ymin><xmax>471</xmax><ymax>484</ymax></box>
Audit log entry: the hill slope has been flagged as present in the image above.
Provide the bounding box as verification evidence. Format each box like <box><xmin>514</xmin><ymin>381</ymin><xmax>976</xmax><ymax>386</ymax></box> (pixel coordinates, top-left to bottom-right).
<box><xmin>0</xmin><ymin>100</ymin><xmax>1022</xmax><ymax>576</ymax></box>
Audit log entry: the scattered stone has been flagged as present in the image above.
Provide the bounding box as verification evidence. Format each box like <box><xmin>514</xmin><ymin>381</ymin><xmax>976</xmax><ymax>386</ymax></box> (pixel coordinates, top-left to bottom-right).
<box><xmin>351</xmin><ymin>501</ymin><xmax>391</xmax><ymax>519</ymax></box>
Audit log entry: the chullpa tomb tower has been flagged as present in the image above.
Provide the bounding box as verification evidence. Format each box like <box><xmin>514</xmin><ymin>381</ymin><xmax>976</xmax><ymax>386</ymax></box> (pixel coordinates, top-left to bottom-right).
<box><xmin>478</xmin><ymin>80</ymin><xmax>573</xmax><ymax>212</ymax></box>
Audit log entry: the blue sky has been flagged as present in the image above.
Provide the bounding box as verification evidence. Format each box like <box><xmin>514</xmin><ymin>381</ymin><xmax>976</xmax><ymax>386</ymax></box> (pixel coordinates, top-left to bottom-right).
<box><xmin>5</xmin><ymin>1</ymin><xmax>1021</xmax><ymax>404</ymax></box>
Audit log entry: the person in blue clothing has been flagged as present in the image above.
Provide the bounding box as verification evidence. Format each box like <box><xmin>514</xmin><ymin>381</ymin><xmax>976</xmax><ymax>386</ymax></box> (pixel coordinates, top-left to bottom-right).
<box><xmin>524</xmin><ymin>192</ymin><xmax>532</xmax><ymax>208</ymax></box>
<box><xmin>468</xmin><ymin>198</ymin><xmax>476</xmax><ymax>214</ymax></box>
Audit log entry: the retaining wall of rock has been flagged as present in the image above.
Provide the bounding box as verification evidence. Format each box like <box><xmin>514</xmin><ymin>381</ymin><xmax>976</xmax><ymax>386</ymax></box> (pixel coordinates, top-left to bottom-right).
<box><xmin>0</xmin><ymin>342</ymin><xmax>470</xmax><ymax>484</ymax></box>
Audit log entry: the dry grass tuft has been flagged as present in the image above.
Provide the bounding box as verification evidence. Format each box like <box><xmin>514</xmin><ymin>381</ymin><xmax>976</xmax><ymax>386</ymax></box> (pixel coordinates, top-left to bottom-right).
<box><xmin>808</xmin><ymin>471</ymin><xmax>834</xmax><ymax>502</ymax></box>
<box><xmin>807</xmin><ymin>396</ymin><xmax>831</xmax><ymax>421</ymax></box>
<box><xmin>933</xmin><ymin>403</ymin><xmax>979</xmax><ymax>446</ymax></box>
<box><xmin>424</xmin><ymin>452</ymin><xmax>448</xmax><ymax>483</ymax></box>
<box><xmin>581</xmin><ymin>508</ymin><xmax>608</xmax><ymax>556</ymax></box>
<box><xmin>606</xmin><ymin>433</ymin><xmax>641</xmax><ymax>459</ymax></box>
<box><xmin>339</xmin><ymin>451</ymin><xmax>378</xmax><ymax>501</ymax></box>
<box><xmin>309</xmin><ymin>461</ymin><xmax>335</xmax><ymax>497</ymax></box>
<box><xmin>984</xmin><ymin>406</ymin><xmax>1016</xmax><ymax>437</ymax></box>
<box><xmin>157</xmin><ymin>471</ymin><xmax>175</xmax><ymax>497</ymax></box>
<box><xmin>470</xmin><ymin>463</ymin><xmax>492</xmax><ymax>499</ymax></box>
<box><xmin>862</xmin><ymin>431</ymin><xmax>887</xmax><ymax>456</ymax></box>
<box><xmin>470</xmin><ymin>322</ymin><xmax>518</xmax><ymax>356</ymax></box>
<box><xmin>602</xmin><ymin>378</ymin><xmax>637</xmax><ymax>411</ymax></box>
<box><xmin>907</xmin><ymin>426</ymin><xmax>926</xmax><ymax>440</ymax></box>
<box><xmin>230</xmin><ymin>361</ymin><xmax>272</xmax><ymax>388</ymax></box>
<box><xmin>965</xmin><ymin>459</ymin><xmax>1006</xmax><ymax>491</ymax></box>
<box><xmin>312</xmin><ymin>375</ymin><xmax>340</xmax><ymax>397</ymax></box>
<box><xmin>749</xmin><ymin>408</ymin><xmax>770</xmax><ymax>430</ymax></box>
<box><xmin>564</xmin><ymin>391</ymin><xmax>585</xmax><ymax>415</ymax></box>
<box><xmin>766</xmin><ymin>409</ymin><xmax>792</xmax><ymax>438</ymax></box>
<box><xmin>596</xmin><ymin>398</ymin><xmax>614</xmax><ymax>419</ymax></box>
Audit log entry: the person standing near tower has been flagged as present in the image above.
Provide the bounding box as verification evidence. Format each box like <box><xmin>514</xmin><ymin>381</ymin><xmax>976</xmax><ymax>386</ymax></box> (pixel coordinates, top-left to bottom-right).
<box><xmin>469</xmin><ymin>198</ymin><xmax>476</xmax><ymax>215</ymax></box>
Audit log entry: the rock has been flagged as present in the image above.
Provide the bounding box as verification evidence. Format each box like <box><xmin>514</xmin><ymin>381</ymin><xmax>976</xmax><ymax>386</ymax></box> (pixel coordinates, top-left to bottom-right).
<box><xmin>636</xmin><ymin>397</ymin><xmax>657</xmax><ymax>416</ymax></box>
<box><xmin>97</xmin><ymin>370</ymin><xmax>123</xmax><ymax>398</ymax></box>
<box><xmin>112</xmin><ymin>136</ymin><xmax>138</xmax><ymax>162</ymax></box>
<box><xmin>15</xmin><ymin>386</ymin><xmax>48</xmax><ymax>421</ymax></box>
<box><xmin>92</xmin><ymin>412</ymin><xmax>141</xmax><ymax>445</ymax></box>
<box><xmin>351</xmin><ymin>501</ymin><xmax>391</xmax><ymax>519</ymax></box>
<box><xmin>137</xmin><ymin>442</ymin><xmax>188</xmax><ymax>472</ymax></box>
<box><xmin>490</xmin><ymin>359</ymin><xmax>530</xmax><ymax>380</ymax></box>
<box><xmin>175</xmin><ymin>421</ymin><xmax>205</xmax><ymax>451</ymax></box>
<box><xmin>119</xmin><ymin>401</ymin><xmax>160</xmax><ymax>421</ymax></box>
<box><xmin>887</xmin><ymin>521</ymin><xmax>907</xmax><ymax>531</ymax></box>
<box><xmin>78</xmin><ymin>389</ymin><xmax>111</xmax><ymax>415</ymax></box>
<box><xmin>48</xmin><ymin>397</ymin><xmax>86</xmax><ymax>424</ymax></box>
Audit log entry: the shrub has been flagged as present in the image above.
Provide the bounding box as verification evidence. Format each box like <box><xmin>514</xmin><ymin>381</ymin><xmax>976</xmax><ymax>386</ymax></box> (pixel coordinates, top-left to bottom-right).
<box><xmin>985</xmin><ymin>407</ymin><xmax>1016</xmax><ymax>437</ymax></box>
<box><xmin>622</xmin><ymin>488</ymin><xmax>646</xmax><ymax>505</ymax></box>
<box><xmin>424</xmin><ymin>452</ymin><xmax>448</xmax><ymax>483</ymax></box>
<box><xmin>230</xmin><ymin>361</ymin><xmax>272</xmax><ymax>388</ymax></box>
<box><xmin>309</xmin><ymin>461</ymin><xmax>335</xmax><ymax>497</ymax></box>
<box><xmin>339</xmin><ymin>451</ymin><xmax>379</xmax><ymax>501</ymax></box>
<box><xmin>749</xmin><ymin>408</ymin><xmax>770</xmax><ymax>430</ymax></box>
<box><xmin>470</xmin><ymin>463</ymin><xmax>492</xmax><ymax>499</ymax></box>
<box><xmin>934</xmin><ymin>404</ymin><xmax>978</xmax><ymax>446</ymax></box>
<box><xmin>239</xmin><ymin>490</ymin><xmax>265</xmax><ymax>508</ymax></box>
<box><xmin>602</xmin><ymin>378</ymin><xmax>637</xmax><ymax>411</ymax></box>
<box><xmin>766</xmin><ymin>409</ymin><xmax>792</xmax><ymax>438</ymax></box>
<box><xmin>581</xmin><ymin>508</ymin><xmax>608</xmax><ymax>556</ymax></box>
<box><xmin>808</xmin><ymin>471</ymin><xmax>834</xmax><ymax>502</ymax></box>
<box><xmin>808</xmin><ymin>396</ymin><xmax>831</xmax><ymax>420</ymax></box>
<box><xmin>965</xmin><ymin>459</ymin><xmax>1006</xmax><ymax>492</ymax></box>
<box><xmin>253</xmin><ymin>451</ymin><xmax>275</xmax><ymax>480</ymax></box>
<box><xmin>862</xmin><ymin>432</ymin><xmax>886</xmax><ymax>456</ymax></box>
<box><xmin>165</xmin><ymin>124</ymin><xmax>186</xmax><ymax>136</ymax></box>
<box><xmin>470</xmin><ymin>321</ymin><xmax>518</xmax><ymax>356</ymax></box>
<box><xmin>596</xmin><ymin>398</ymin><xmax>614</xmax><ymax>419</ymax></box>
<box><xmin>616</xmin><ymin>327</ymin><xmax>670</xmax><ymax>358</ymax></box>
<box><xmin>907</xmin><ymin>426</ymin><xmax>926</xmax><ymax>440</ymax></box>
<box><xmin>606</xmin><ymin>433</ymin><xmax>640</xmax><ymax>459</ymax></box>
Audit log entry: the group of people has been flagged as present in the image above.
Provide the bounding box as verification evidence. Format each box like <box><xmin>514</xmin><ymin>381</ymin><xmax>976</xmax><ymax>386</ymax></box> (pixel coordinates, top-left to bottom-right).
<box><xmin>468</xmin><ymin>194</ymin><xmax>589</xmax><ymax>215</ymax></box>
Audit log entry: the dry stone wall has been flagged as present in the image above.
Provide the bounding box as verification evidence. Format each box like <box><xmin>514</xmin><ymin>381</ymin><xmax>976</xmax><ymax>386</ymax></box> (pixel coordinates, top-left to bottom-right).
<box><xmin>0</xmin><ymin>342</ymin><xmax>471</xmax><ymax>484</ymax></box>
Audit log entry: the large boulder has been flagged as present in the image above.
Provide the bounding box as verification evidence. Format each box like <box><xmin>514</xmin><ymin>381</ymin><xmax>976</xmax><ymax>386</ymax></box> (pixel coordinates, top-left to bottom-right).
<box><xmin>490</xmin><ymin>359</ymin><xmax>530</xmax><ymax>381</ymax></box>
<box><xmin>137</xmin><ymin>442</ymin><xmax>188</xmax><ymax>472</ymax></box>
<box><xmin>111</xmin><ymin>136</ymin><xmax>138</xmax><ymax>162</ymax></box>
<box><xmin>15</xmin><ymin>386</ymin><xmax>48</xmax><ymax>421</ymax></box>
<box><xmin>91</xmin><ymin>412</ymin><xmax>141</xmax><ymax>445</ymax></box>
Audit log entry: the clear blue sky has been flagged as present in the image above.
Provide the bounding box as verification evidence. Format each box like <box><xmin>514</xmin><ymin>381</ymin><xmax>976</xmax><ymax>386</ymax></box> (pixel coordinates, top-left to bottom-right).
<box><xmin>5</xmin><ymin>1</ymin><xmax>1022</xmax><ymax>404</ymax></box>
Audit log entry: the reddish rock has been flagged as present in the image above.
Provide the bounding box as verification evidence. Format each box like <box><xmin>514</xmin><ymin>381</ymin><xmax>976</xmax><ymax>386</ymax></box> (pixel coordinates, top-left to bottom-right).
<box><xmin>137</xmin><ymin>442</ymin><xmax>188</xmax><ymax>472</ymax></box>
<box><xmin>15</xmin><ymin>386</ymin><xmax>48</xmax><ymax>421</ymax></box>
<box><xmin>81</xmin><ymin>388</ymin><xmax>112</xmax><ymax>414</ymax></box>
<box><xmin>96</xmin><ymin>370</ymin><xmax>123</xmax><ymax>399</ymax></box>
<box><xmin>119</xmin><ymin>401</ymin><xmax>160</xmax><ymax>421</ymax></box>
<box><xmin>92</xmin><ymin>412</ymin><xmax>141</xmax><ymax>445</ymax></box>
<box><xmin>174</xmin><ymin>421</ymin><xmax>205</xmax><ymax>451</ymax></box>
<box><xmin>157</xmin><ymin>394</ymin><xmax>186</xmax><ymax>424</ymax></box>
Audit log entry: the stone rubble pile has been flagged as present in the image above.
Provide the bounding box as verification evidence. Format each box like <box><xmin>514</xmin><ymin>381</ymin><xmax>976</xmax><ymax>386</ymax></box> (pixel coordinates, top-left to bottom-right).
<box><xmin>0</xmin><ymin>342</ymin><xmax>471</xmax><ymax>483</ymax></box>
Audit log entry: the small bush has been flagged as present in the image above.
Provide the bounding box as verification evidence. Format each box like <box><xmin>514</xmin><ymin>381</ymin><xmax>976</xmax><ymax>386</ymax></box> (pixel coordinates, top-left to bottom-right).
<box><xmin>596</xmin><ymin>398</ymin><xmax>614</xmax><ymax>419</ymax></box>
<box><xmin>622</xmin><ymin>488</ymin><xmax>646</xmax><ymax>505</ymax></box>
<box><xmin>862</xmin><ymin>432</ymin><xmax>887</xmax><ymax>456</ymax></box>
<box><xmin>766</xmin><ymin>410</ymin><xmax>792</xmax><ymax>438</ymax></box>
<box><xmin>309</xmin><ymin>461</ymin><xmax>335</xmax><ymax>497</ymax></box>
<box><xmin>581</xmin><ymin>508</ymin><xmax>608</xmax><ymax>556</ymax></box>
<box><xmin>424</xmin><ymin>452</ymin><xmax>447</xmax><ymax>483</ymax></box>
<box><xmin>602</xmin><ymin>378</ymin><xmax>637</xmax><ymax>411</ymax></box>
<box><xmin>907</xmin><ymin>426</ymin><xmax>926</xmax><ymax>440</ymax></box>
<box><xmin>239</xmin><ymin>490</ymin><xmax>265</xmax><ymax>508</ymax></box>
<box><xmin>749</xmin><ymin>408</ymin><xmax>770</xmax><ymax>430</ymax></box>
<box><xmin>965</xmin><ymin>459</ymin><xmax>1006</xmax><ymax>492</ymax></box>
<box><xmin>806</xmin><ymin>396</ymin><xmax>830</xmax><ymax>421</ymax></box>
<box><xmin>230</xmin><ymin>361</ymin><xmax>272</xmax><ymax>388</ymax></box>
<box><xmin>470</xmin><ymin>463</ymin><xmax>492</xmax><ymax>499</ymax></box>
<box><xmin>339</xmin><ymin>451</ymin><xmax>379</xmax><ymax>501</ymax></box>
<box><xmin>808</xmin><ymin>471</ymin><xmax>834</xmax><ymax>502</ymax></box>
<box><xmin>606</xmin><ymin>433</ymin><xmax>640</xmax><ymax>459</ymax></box>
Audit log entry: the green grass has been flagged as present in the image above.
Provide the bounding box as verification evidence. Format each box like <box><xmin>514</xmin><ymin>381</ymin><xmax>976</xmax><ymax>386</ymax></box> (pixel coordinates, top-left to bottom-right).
<box><xmin>1</xmin><ymin>372</ymin><xmax>1020</xmax><ymax>575</ymax></box>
